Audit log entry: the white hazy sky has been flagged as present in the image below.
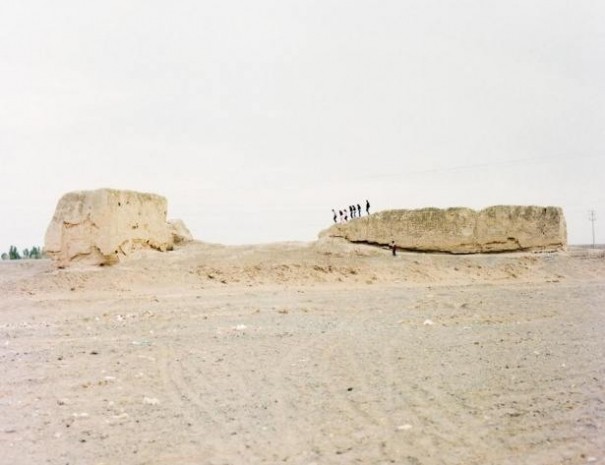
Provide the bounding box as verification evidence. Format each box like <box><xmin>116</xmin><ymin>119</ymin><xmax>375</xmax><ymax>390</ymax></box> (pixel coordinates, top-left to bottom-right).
<box><xmin>1</xmin><ymin>1</ymin><xmax>604</xmax><ymax>250</ymax></box>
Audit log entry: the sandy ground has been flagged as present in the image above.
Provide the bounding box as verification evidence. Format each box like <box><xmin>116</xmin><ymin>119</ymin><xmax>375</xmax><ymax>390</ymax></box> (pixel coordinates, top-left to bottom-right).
<box><xmin>1</xmin><ymin>239</ymin><xmax>604</xmax><ymax>465</ymax></box>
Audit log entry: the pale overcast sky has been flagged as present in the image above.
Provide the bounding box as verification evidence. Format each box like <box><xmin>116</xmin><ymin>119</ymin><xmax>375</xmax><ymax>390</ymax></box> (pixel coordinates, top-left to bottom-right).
<box><xmin>1</xmin><ymin>1</ymin><xmax>604</xmax><ymax>250</ymax></box>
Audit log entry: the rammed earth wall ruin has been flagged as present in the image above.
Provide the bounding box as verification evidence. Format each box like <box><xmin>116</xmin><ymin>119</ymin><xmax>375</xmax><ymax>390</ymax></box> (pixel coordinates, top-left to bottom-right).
<box><xmin>320</xmin><ymin>206</ymin><xmax>567</xmax><ymax>254</ymax></box>
<box><xmin>45</xmin><ymin>189</ymin><xmax>192</xmax><ymax>267</ymax></box>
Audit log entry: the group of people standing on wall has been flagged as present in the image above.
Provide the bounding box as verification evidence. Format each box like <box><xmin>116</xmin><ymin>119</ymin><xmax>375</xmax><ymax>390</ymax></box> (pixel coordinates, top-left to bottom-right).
<box><xmin>332</xmin><ymin>200</ymin><xmax>371</xmax><ymax>223</ymax></box>
<box><xmin>330</xmin><ymin>200</ymin><xmax>398</xmax><ymax>257</ymax></box>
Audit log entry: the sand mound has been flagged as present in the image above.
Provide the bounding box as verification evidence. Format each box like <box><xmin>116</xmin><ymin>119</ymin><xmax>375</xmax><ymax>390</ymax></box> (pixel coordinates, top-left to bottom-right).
<box><xmin>5</xmin><ymin>240</ymin><xmax>604</xmax><ymax>297</ymax></box>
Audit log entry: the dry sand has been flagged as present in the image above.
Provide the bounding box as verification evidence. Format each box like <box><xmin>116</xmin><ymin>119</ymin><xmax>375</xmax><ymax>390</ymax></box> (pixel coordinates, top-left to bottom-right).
<box><xmin>1</xmin><ymin>239</ymin><xmax>604</xmax><ymax>465</ymax></box>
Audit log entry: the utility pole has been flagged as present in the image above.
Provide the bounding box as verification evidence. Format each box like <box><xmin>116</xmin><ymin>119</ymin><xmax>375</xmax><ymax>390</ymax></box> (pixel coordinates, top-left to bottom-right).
<box><xmin>588</xmin><ymin>210</ymin><xmax>597</xmax><ymax>248</ymax></box>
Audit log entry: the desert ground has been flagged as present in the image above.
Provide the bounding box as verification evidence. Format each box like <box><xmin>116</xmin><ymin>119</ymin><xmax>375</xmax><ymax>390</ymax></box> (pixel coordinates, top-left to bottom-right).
<box><xmin>1</xmin><ymin>239</ymin><xmax>604</xmax><ymax>465</ymax></box>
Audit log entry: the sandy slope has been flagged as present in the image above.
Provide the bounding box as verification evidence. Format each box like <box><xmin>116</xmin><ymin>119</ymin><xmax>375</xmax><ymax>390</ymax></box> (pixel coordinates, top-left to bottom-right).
<box><xmin>1</xmin><ymin>240</ymin><xmax>604</xmax><ymax>465</ymax></box>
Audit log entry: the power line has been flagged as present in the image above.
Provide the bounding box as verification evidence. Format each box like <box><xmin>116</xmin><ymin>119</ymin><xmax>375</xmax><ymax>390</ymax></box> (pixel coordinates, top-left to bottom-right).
<box><xmin>359</xmin><ymin>153</ymin><xmax>605</xmax><ymax>180</ymax></box>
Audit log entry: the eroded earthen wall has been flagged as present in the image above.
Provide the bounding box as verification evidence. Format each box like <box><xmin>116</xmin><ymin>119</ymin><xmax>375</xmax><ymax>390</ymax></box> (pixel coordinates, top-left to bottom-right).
<box><xmin>320</xmin><ymin>206</ymin><xmax>567</xmax><ymax>253</ymax></box>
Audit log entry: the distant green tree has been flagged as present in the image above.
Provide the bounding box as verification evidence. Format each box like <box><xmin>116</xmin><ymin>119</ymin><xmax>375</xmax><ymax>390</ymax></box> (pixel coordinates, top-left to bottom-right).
<box><xmin>2</xmin><ymin>246</ymin><xmax>43</xmax><ymax>260</ymax></box>
<box><xmin>9</xmin><ymin>246</ymin><xmax>21</xmax><ymax>260</ymax></box>
<box><xmin>29</xmin><ymin>246</ymin><xmax>42</xmax><ymax>259</ymax></box>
